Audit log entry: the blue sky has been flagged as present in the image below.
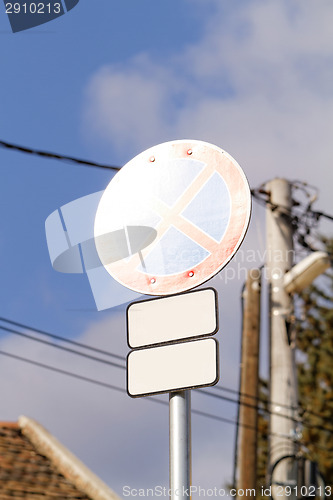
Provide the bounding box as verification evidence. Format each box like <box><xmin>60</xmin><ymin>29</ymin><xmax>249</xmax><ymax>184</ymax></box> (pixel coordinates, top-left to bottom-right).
<box><xmin>1</xmin><ymin>0</ymin><xmax>333</xmax><ymax>498</ymax></box>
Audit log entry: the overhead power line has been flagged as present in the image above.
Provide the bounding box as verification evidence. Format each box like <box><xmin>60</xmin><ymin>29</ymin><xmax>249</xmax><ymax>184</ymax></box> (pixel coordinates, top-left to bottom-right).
<box><xmin>0</xmin><ymin>316</ymin><xmax>125</xmax><ymax>361</ymax></box>
<box><xmin>0</xmin><ymin>139</ymin><xmax>120</xmax><ymax>172</ymax></box>
<box><xmin>197</xmin><ymin>388</ymin><xmax>301</xmax><ymax>424</ymax></box>
<box><xmin>0</xmin><ymin>319</ymin><xmax>297</xmax><ymax>421</ymax></box>
<box><xmin>0</xmin><ymin>348</ymin><xmax>251</xmax><ymax>430</ymax></box>
<box><xmin>0</xmin><ymin>325</ymin><xmax>125</xmax><ymax>371</ymax></box>
<box><xmin>199</xmin><ymin>387</ymin><xmax>333</xmax><ymax>433</ymax></box>
<box><xmin>0</xmin><ymin>348</ymin><xmax>331</xmax><ymax>451</ymax></box>
<box><xmin>1</xmin><ymin>322</ymin><xmax>332</xmax><ymax>434</ymax></box>
<box><xmin>312</xmin><ymin>210</ymin><xmax>333</xmax><ymax>222</ymax></box>
<box><xmin>0</xmin><ymin>317</ymin><xmax>305</xmax><ymax>415</ymax></box>
<box><xmin>214</xmin><ymin>385</ymin><xmax>297</xmax><ymax>413</ymax></box>
<box><xmin>1</xmin><ymin>315</ymin><xmax>330</xmax><ymax>427</ymax></box>
<box><xmin>252</xmin><ymin>187</ymin><xmax>333</xmax><ymax>257</ymax></box>
<box><xmin>2</xmin><ymin>138</ymin><xmax>333</xmax><ymax>229</ymax></box>
<box><xmin>0</xmin><ymin>349</ymin><xmax>125</xmax><ymax>394</ymax></box>
<box><xmin>0</xmin><ymin>318</ymin><xmax>293</xmax><ymax>422</ymax></box>
<box><xmin>199</xmin><ymin>388</ymin><xmax>333</xmax><ymax>434</ymax></box>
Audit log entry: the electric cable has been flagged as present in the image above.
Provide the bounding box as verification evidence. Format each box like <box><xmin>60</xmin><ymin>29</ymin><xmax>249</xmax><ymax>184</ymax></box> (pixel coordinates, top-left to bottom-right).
<box><xmin>197</xmin><ymin>388</ymin><xmax>294</xmax><ymax>419</ymax></box>
<box><xmin>0</xmin><ymin>348</ymin><xmax>330</xmax><ymax>454</ymax></box>
<box><xmin>1</xmin><ymin>316</ymin><xmax>330</xmax><ymax>427</ymax></box>
<box><xmin>2</xmin><ymin>138</ymin><xmax>333</xmax><ymax>251</ymax></box>
<box><xmin>0</xmin><ymin>320</ymin><xmax>308</xmax><ymax>420</ymax></box>
<box><xmin>0</xmin><ymin>139</ymin><xmax>120</xmax><ymax>171</ymax></box>
<box><xmin>0</xmin><ymin>349</ymin><xmax>259</xmax><ymax>429</ymax></box>
<box><xmin>251</xmin><ymin>189</ymin><xmax>295</xmax><ymax>221</ymax></box>
<box><xmin>2</xmin><ymin>321</ymin><xmax>293</xmax><ymax>422</ymax></box>
<box><xmin>2</xmin><ymin>138</ymin><xmax>333</xmax><ymax>228</ymax></box>
<box><xmin>0</xmin><ymin>349</ymin><xmax>125</xmax><ymax>394</ymax></box>
<box><xmin>0</xmin><ymin>316</ymin><xmax>126</xmax><ymax>361</ymax></box>
<box><xmin>0</xmin><ymin>323</ymin><xmax>304</xmax><ymax>424</ymax></box>
<box><xmin>0</xmin><ymin>316</ymin><xmax>301</xmax><ymax>413</ymax></box>
<box><xmin>313</xmin><ymin>210</ymin><xmax>333</xmax><ymax>222</ymax></box>
<box><xmin>214</xmin><ymin>385</ymin><xmax>295</xmax><ymax>411</ymax></box>
<box><xmin>197</xmin><ymin>388</ymin><xmax>333</xmax><ymax>435</ymax></box>
<box><xmin>0</xmin><ymin>325</ymin><xmax>125</xmax><ymax>370</ymax></box>
<box><xmin>252</xmin><ymin>185</ymin><xmax>333</xmax><ymax>260</ymax></box>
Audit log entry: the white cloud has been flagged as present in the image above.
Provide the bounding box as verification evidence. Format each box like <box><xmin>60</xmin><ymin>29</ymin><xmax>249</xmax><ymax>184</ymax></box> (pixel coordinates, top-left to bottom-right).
<box><xmin>83</xmin><ymin>55</ymin><xmax>171</xmax><ymax>153</ymax></box>
<box><xmin>82</xmin><ymin>0</ymin><xmax>333</xmax><ymax>209</ymax></box>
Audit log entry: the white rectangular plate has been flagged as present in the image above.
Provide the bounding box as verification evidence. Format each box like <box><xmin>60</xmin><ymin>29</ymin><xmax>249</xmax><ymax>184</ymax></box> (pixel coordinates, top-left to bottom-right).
<box><xmin>127</xmin><ymin>337</ymin><xmax>219</xmax><ymax>397</ymax></box>
<box><xmin>127</xmin><ymin>288</ymin><xmax>218</xmax><ymax>348</ymax></box>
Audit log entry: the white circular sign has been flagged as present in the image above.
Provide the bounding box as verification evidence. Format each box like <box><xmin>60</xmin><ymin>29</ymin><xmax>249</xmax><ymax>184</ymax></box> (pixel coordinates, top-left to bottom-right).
<box><xmin>94</xmin><ymin>140</ymin><xmax>251</xmax><ymax>295</ymax></box>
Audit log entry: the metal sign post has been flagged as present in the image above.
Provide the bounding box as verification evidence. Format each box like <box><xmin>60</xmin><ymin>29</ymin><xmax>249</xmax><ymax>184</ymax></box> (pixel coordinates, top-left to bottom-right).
<box><xmin>127</xmin><ymin>289</ymin><xmax>218</xmax><ymax>496</ymax></box>
<box><xmin>169</xmin><ymin>391</ymin><xmax>191</xmax><ymax>500</ymax></box>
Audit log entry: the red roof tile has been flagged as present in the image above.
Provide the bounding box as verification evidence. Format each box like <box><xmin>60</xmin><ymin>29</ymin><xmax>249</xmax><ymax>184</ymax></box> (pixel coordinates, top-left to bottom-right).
<box><xmin>0</xmin><ymin>418</ymin><xmax>121</xmax><ymax>500</ymax></box>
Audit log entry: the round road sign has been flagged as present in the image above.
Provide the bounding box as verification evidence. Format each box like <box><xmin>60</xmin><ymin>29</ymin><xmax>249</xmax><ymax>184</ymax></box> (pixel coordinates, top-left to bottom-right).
<box><xmin>94</xmin><ymin>140</ymin><xmax>251</xmax><ymax>296</ymax></box>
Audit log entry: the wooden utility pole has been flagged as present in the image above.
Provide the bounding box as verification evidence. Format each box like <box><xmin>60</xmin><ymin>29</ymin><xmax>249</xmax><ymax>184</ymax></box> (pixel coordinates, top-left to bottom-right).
<box><xmin>238</xmin><ymin>268</ymin><xmax>261</xmax><ymax>494</ymax></box>
<box><xmin>266</xmin><ymin>178</ymin><xmax>298</xmax><ymax>497</ymax></box>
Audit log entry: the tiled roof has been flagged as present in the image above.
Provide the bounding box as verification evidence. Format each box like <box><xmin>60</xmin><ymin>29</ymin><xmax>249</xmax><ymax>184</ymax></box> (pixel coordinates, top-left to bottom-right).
<box><xmin>0</xmin><ymin>417</ymin><xmax>122</xmax><ymax>500</ymax></box>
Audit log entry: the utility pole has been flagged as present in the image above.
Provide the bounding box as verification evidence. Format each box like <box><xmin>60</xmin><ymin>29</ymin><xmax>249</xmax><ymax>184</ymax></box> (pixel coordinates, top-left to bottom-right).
<box><xmin>266</xmin><ymin>179</ymin><xmax>298</xmax><ymax>497</ymax></box>
<box><xmin>238</xmin><ymin>268</ymin><xmax>261</xmax><ymax>495</ymax></box>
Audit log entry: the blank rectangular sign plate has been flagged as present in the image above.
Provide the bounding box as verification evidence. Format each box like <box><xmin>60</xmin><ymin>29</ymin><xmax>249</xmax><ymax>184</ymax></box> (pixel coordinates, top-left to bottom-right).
<box><xmin>127</xmin><ymin>337</ymin><xmax>219</xmax><ymax>397</ymax></box>
<box><xmin>127</xmin><ymin>288</ymin><xmax>218</xmax><ymax>348</ymax></box>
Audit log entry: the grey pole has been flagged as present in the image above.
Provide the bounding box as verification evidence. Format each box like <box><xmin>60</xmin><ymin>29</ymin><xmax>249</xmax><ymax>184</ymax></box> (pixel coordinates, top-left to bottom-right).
<box><xmin>266</xmin><ymin>178</ymin><xmax>298</xmax><ymax>498</ymax></box>
<box><xmin>169</xmin><ymin>390</ymin><xmax>192</xmax><ymax>500</ymax></box>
